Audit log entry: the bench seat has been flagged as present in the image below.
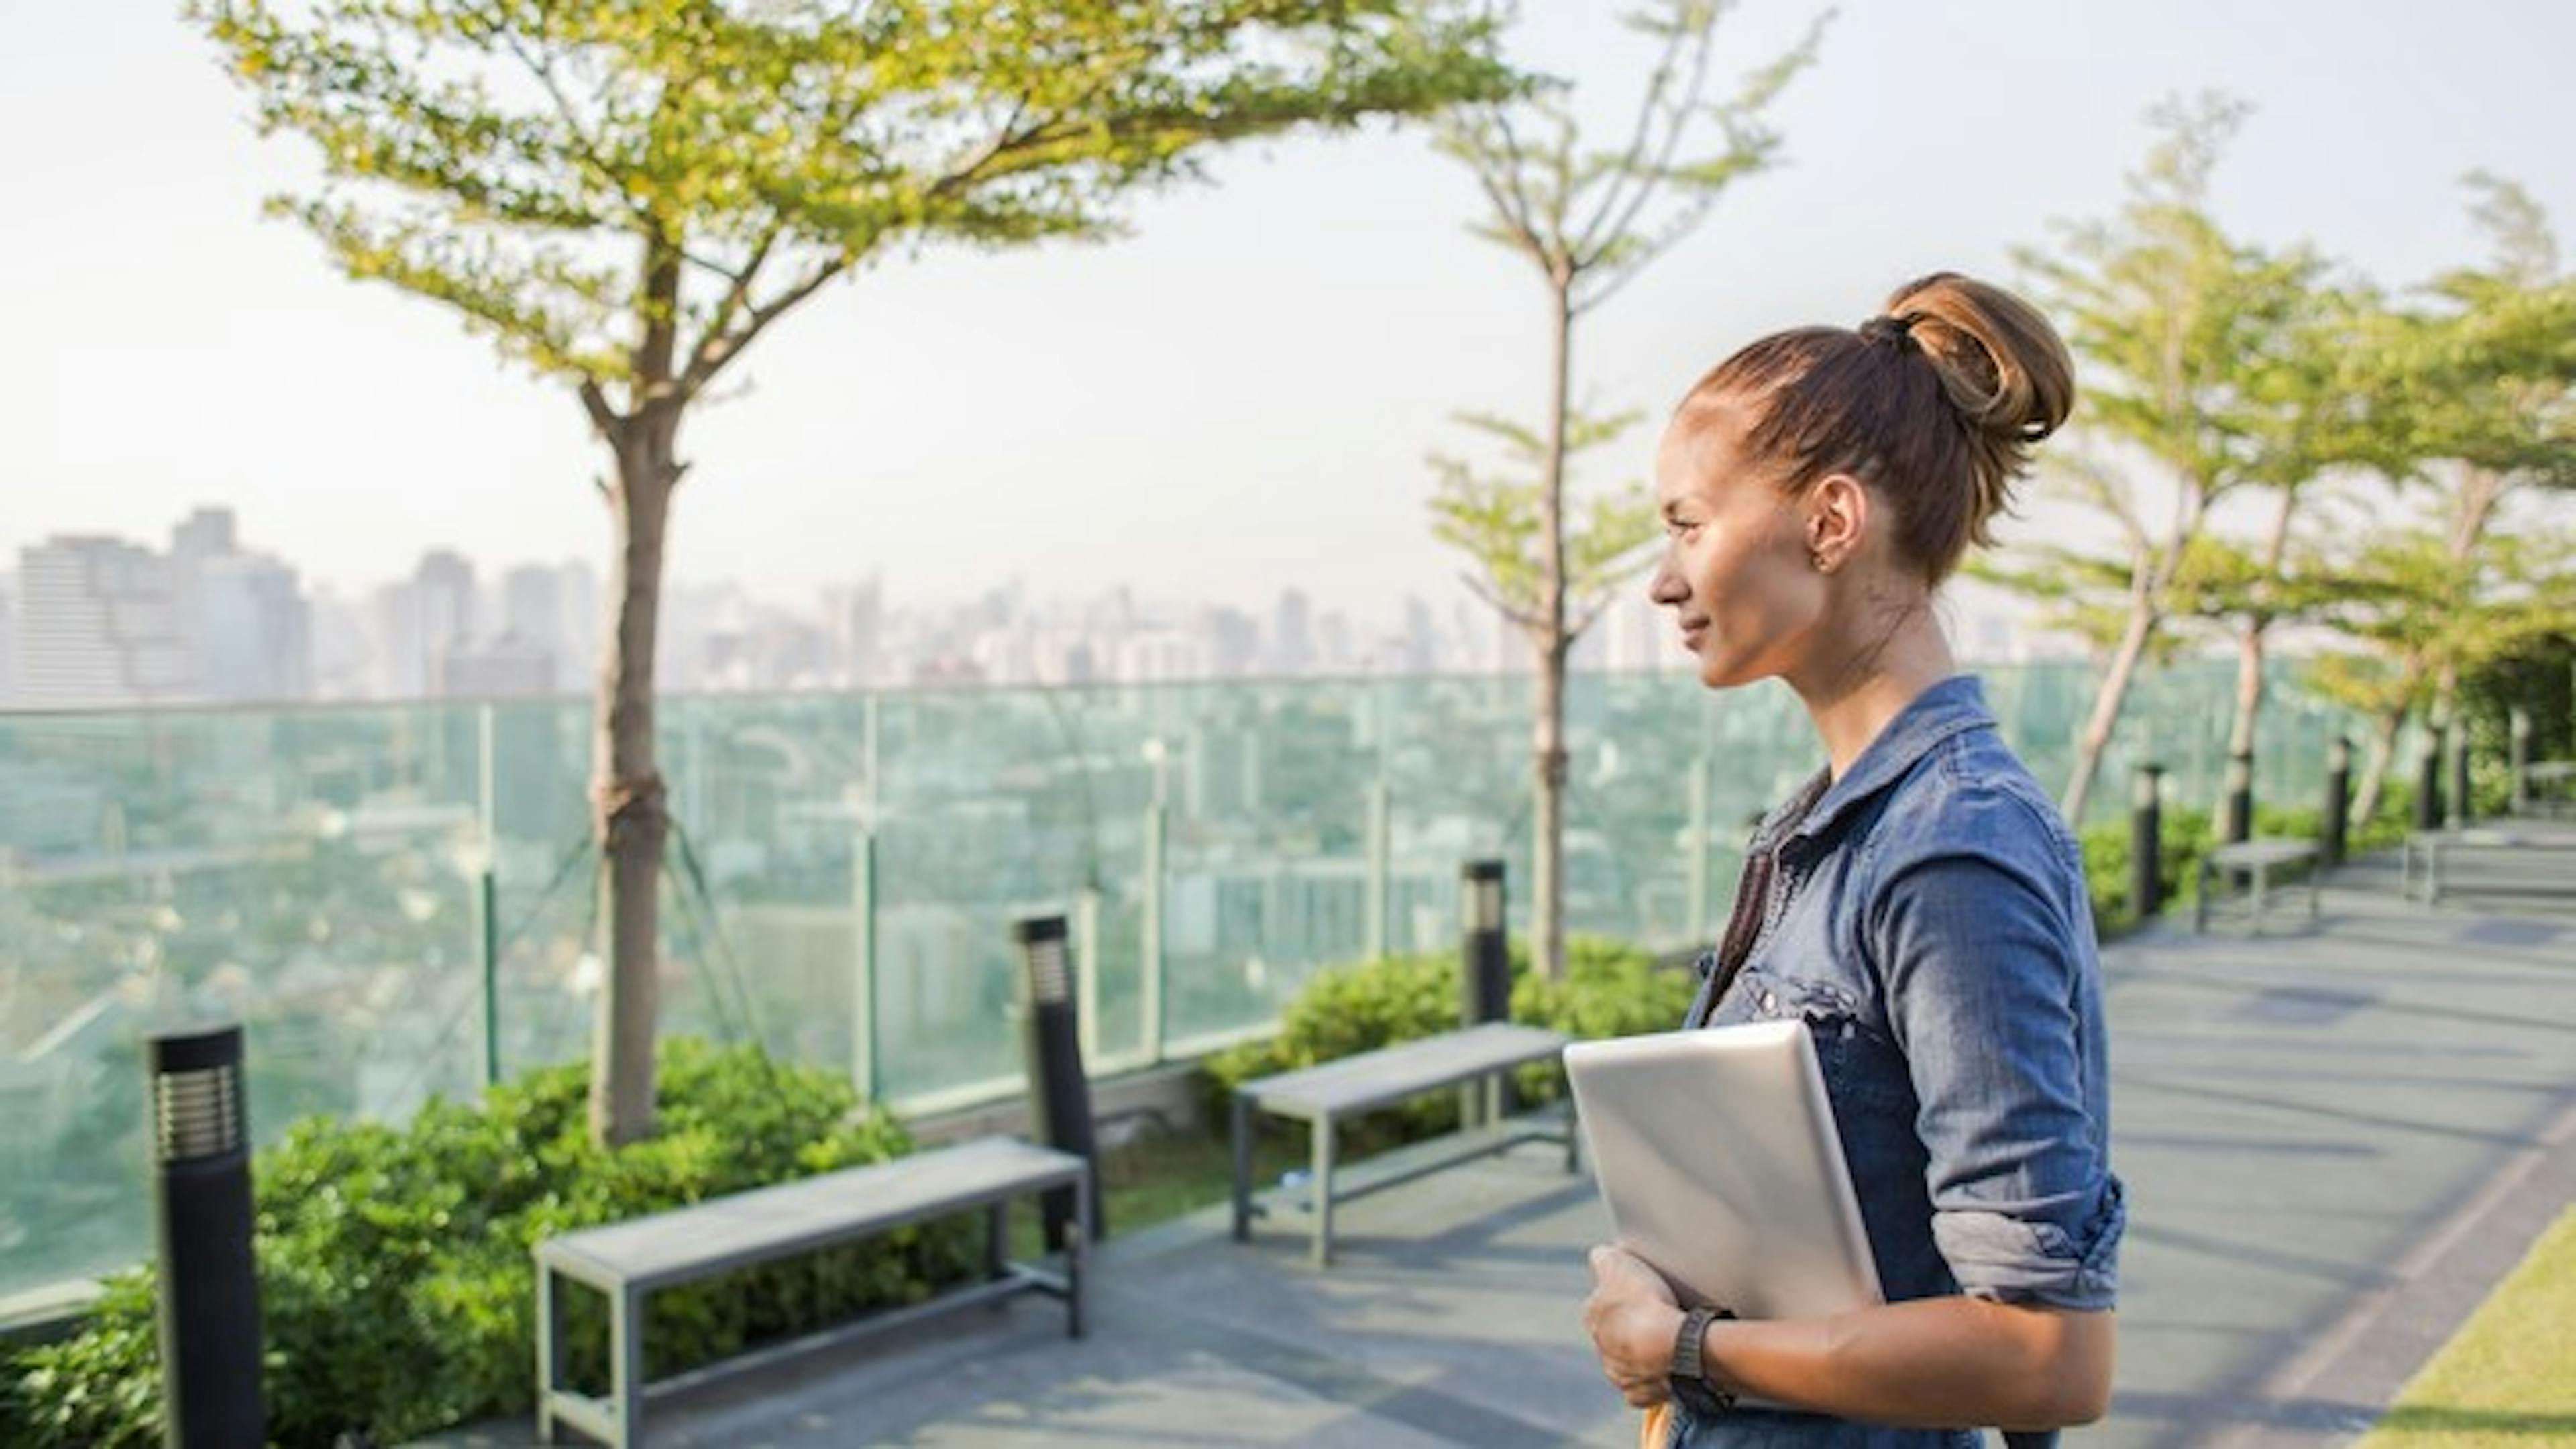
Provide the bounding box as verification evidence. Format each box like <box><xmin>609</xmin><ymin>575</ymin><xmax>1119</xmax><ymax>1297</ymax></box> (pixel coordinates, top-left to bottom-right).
<box><xmin>537</xmin><ymin>1134</ymin><xmax>1087</xmax><ymax>1447</ymax></box>
<box><xmin>1229</xmin><ymin>1021</ymin><xmax>1575</xmax><ymax>1267</ymax></box>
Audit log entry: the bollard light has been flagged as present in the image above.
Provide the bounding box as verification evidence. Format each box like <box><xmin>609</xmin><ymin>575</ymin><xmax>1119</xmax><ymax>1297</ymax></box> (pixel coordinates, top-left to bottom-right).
<box><xmin>1459</xmin><ymin>860</ymin><xmax>1509</xmax><ymax>1025</ymax></box>
<box><xmin>1013</xmin><ymin>915</ymin><xmax>1102</xmax><ymax>1250</ymax></box>
<box><xmin>2222</xmin><ymin>749</ymin><xmax>2254</xmax><ymax>846</ymax></box>
<box><xmin>2322</xmin><ymin>737</ymin><xmax>2351</xmax><ymax>869</ymax></box>
<box><xmin>2448</xmin><ymin>722</ymin><xmax>2473</xmax><ymax>828</ymax></box>
<box><xmin>1458</xmin><ymin>859</ymin><xmax>1513</xmax><ymax>1122</ymax></box>
<box><xmin>2131</xmin><ymin>764</ymin><xmax>2165</xmax><ymax>920</ymax></box>
<box><xmin>148</xmin><ymin>1023</ymin><xmax>264</xmax><ymax>1449</ymax></box>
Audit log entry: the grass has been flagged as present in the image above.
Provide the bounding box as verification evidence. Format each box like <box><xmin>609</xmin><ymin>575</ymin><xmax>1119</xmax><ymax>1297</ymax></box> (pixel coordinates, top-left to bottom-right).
<box><xmin>2355</xmin><ymin>1208</ymin><xmax>2576</xmax><ymax>1448</ymax></box>
<box><xmin>1000</xmin><ymin>1115</ymin><xmax>1311</xmax><ymax>1259</ymax></box>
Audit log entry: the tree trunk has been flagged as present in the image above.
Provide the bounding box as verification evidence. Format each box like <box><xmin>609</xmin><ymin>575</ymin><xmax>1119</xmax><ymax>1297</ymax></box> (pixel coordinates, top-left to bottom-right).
<box><xmin>2351</xmin><ymin>699</ymin><xmax>2406</xmax><ymax>828</ymax></box>
<box><xmin>2063</xmin><ymin>595</ymin><xmax>2159</xmax><ymax>826</ymax></box>
<box><xmin>591</xmin><ymin>409</ymin><xmax>680</xmax><ymax>1148</ymax></box>
<box><xmin>2221</xmin><ymin>487</ymin><xmax>2299</xmax><ymax>834</ymax></box>
<box><xmin>1532</xmin><ymin>280</ymin><xmax>1574</xmax><ymax>981</ymax></box>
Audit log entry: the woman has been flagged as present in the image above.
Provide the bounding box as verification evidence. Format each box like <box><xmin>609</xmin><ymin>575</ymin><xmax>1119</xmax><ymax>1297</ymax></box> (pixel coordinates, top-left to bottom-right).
<box><xmin>1581</xmin><ymin>273</ymin><xmax>2124</xmax><ymax>1448</ymax></box>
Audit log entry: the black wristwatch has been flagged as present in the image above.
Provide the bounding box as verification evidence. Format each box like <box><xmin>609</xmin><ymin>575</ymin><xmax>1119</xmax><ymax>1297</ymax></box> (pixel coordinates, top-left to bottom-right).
<box><xmin>1668</xmin><ymin>1304</ymin><xmax>1737</xmax><ymax>1417</ymax></box>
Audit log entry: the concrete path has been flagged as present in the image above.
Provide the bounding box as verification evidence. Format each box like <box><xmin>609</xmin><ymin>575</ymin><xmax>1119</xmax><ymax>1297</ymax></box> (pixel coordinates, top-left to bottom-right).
<box><xmin>418</xmin><ymin>833</ymin><xmax>2576</xmax><ymax>1448</ymax></box>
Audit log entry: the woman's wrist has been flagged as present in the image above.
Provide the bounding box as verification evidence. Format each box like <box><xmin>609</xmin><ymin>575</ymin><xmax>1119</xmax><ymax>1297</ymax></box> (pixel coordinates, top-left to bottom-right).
<box><xmin>1636</xmin><ymin>1301</ymin><xmax>1688</xmax><ymax>1376</ymax></box>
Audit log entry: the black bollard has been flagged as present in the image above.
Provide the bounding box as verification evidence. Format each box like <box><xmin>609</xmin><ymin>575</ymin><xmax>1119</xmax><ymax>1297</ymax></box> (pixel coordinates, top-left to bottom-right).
<box><xmin>148</xmin><ymin>1024</ymin><xmax>264</xmax><ymax>1449</ymax></box>
<box><xmin>2414</xmin><ymin>727</ymin><xmax>2445</xmax><ymax>833</ymax></box>
<box><xmin>1460</xmin><ymin>859</ymin><xmax>1513</xmax><ymax>1118</ymax></box>
<box><xmin>2131</xmin><ymin>764</ymin><xmax>2165</xmax><ymax>920</ymax></box>
<box><xmin>2222</xmin><ymin>749</ymin><xmax>2254</xmax><ymax>846</ymax></box>
<box><xmin>1013</xmin><ymin>915</ymin><xmax>1102</xmax><ymax>1250</ymax></box>
<box><xmin>2321</xmin><ymin>737</ymin><xmax>2351</xmax><ymax>869</ymax></box>
<box><xmin>1460</xmin><ymin>860</ymin><xmax>1510</xmax><ymax>1028</ymax></box>
<box><xmin>2449</xmin><ymin>723</ymin><xmax>2473</xmax><ymax>828</ymax></box>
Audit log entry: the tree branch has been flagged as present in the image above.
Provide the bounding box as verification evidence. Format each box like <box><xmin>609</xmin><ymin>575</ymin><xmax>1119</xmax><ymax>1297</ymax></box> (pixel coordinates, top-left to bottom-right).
<box><xmin>579</xmin><ymin>377</ymin><xmax>620</xmax><ymax>437</ymax></box>
<box><xmin>1571</xmin><ymin>9</ymin><xmax>1705</xmax><ymax>262</ymax></box>
<box><xmin>1460</xmin><ymin>570</ymin><xmax>1543</xmax><ymax>633</ymax></box>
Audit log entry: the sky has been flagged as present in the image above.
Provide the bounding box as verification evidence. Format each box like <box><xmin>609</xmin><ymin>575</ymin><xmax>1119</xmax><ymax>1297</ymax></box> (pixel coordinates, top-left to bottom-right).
<box><xmin>6</xmin><ymin>1</ymin><xmax>2574</xmax><ymax>620</ymax></box>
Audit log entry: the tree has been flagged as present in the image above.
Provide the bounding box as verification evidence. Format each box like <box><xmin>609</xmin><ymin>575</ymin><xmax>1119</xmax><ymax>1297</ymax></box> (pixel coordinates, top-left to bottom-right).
<box><xmin>1430</xmin><ymin>0</ymin><xmax>1825</xmax><ymax>978</ymax></box>
<box><xmin>191</xmin><ymin>0</ymin><xmax>1516</xmax><ymax>1146</ymax></box>
<box><xmin>2304</xmin><ymin>507</ymin><xmax>2576</xmax><ymax>818</ymax></box>
<box><xmin>2159</xmin><ymin>278</ymin><xmax>2392</xmax><ymax>840</ymax></box>
<box><xmin>2001</xmin><ymin>94</ymin><xmax>2331</xmax><ymax>824</ymax></box>
<box><xmin>2334</xmin><ymin>173</ymin><xmax>2576</xmax><ymax>820</ymax></box>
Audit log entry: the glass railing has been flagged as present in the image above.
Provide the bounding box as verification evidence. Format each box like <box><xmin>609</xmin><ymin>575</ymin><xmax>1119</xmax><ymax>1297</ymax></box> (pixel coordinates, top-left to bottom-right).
<box><xmin>0</xmin><ymin>660</ymin><xmax>2377</xmax><ymax>1303</ymax></box>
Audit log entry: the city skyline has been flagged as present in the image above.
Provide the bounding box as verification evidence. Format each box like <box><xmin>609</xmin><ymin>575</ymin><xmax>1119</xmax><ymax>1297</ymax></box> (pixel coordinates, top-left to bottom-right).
<box><xmin>2</xmin><ymin>500</ymin><xmax>2094</xmax><ymax>708</ymax></box>
<box><xmin>9</xmin><ymin>3</ymin><xmax>2576</xmax><ymax>621</ymax></box>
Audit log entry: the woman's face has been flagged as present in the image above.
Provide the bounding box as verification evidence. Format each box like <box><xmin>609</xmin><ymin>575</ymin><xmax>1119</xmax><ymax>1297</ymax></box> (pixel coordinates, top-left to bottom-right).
<box><xmin>1646</xmin><ymin>405</ymin><xmax>1831</xmax><ymax>690</ymax></box>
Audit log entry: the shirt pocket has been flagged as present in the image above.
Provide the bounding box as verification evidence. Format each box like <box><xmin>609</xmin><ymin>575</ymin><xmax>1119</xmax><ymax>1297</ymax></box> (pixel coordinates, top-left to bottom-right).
<box><xmin>1724</xmin><ymin>966</ymin><xmax>1912</xmax><ymax>1114</ymax></box>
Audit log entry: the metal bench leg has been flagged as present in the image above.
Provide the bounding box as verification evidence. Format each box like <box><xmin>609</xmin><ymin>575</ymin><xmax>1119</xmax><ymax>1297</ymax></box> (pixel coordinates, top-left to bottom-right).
<box><xmin>1069</xmin><ymin>1167</ymin><xmax>1091</xmax><ymax>1340</ymax></box>
<box><xmin>1230</xmin><ymin>1094</ymin><xmax>1254</xmax><ymax>1243</ymax></box>
<box><xmin>612</xmin><ymin>1286</ymin><xmax>644</xmax><ymax>1449</ymax></box>
<box><xmin>1311</xmin><ymin>1114</ymin><xmax>1337</xmax><ymax>1269</ymax></box>
<box><xmin>535</xmin><ymin>1262</ymin><xmax>562</xmax><ymax>1443</ymax></box>
<box><xmin>2251</xmin><ymin>864</ymin><xmax>2269</xmax><ymax>934</ymax></box>
<box><xmin>987</xmin><ymin>1201</ymin><xmax>1010</xmax><ymax>1284</ymax></box>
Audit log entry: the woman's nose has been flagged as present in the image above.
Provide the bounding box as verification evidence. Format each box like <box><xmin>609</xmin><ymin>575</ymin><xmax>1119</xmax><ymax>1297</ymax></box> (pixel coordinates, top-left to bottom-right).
<box><xmin>1648</xmin><ymin>558</ymin><xmax>1684</xmax><ymax>606</ymax></box>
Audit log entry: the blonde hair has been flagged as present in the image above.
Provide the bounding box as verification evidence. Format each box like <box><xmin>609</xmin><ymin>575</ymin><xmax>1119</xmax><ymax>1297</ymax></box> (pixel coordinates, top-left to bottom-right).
<box><xmin>1675</xmin><ymin>272</ymin><xmax>2075</xmax><ymax>582</ymax></box>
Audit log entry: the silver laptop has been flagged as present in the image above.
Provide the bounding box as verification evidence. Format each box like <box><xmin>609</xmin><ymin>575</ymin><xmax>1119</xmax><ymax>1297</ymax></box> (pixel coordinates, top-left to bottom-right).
<box><xmin>1564</xmin><ymin>1021</ymin><xmax>1884</xmax><ymax>1320</ymax></box>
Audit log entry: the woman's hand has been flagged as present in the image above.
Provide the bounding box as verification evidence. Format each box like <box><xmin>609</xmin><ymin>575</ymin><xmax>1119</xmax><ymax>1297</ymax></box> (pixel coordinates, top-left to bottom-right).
<box><xmin>1583</xmin><ymin>1245</ymin><xmax>1687</xmax><ymax>1409</ymax></box>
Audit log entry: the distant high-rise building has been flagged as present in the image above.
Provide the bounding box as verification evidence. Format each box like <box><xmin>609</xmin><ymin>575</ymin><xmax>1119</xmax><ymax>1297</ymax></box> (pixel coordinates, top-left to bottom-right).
<box><xmin>502</xmin><ymin>564</ymin><xmax>563</xmax><ymax>660</ymax></box>
<box><xmin>1271</xmin><ymin>588</ymin><xmax>1313</xmax><ymax>676</ymax></box>
<box><xmin>1401</xmin><ymin>595</ymin><xmax>1440</xmax><ymax>676</ymax></box>
<box><xmin>380</xmin><ymin>549</ymin><xmax>480</xmax><ymax>697</ymax></box>
<box><xmin>199</xmin><ymin>554</ymin><xmax>312</xmax><ymax>700</ymax></box>
<box><xmin>15</xmin><ymin>537</ymin><xmax>197</xmax><ymax>704</ymax></box>
<box><xmin>416</xmin><ymin>550</ymin><xmax>477</xmax><ymax>655</ymax></box>
<box><xmin>826</xmin><ymin>576</ymin><xmax>883</xmax><ymax>687</ymax></box>
<box><xmin>307</xmin><ymin>587</ymin><xmax>374</xmax><ymax>699</ymax></box>
<box><xmin>0</xmin><ymin>571</ymin><xmax>17</xmax><ymax>702</ymax></box>
<box><xmin>556</xmin><ymin>559</ymin><xmax>598</xmax><ymax>692</ymax></box>
<box><xmin>169</xmin><ymin>507</ymin><xmax>238</xmax><ymax>568</ymax></box>
<box><xmin>437</xmin><ymin>633</ymin><xmax>554</xmax><ymax>698</ymax></box>
<box><xmin>1203</xmin><ymin>606</ymin><xmax>1261</xmax><ymax>678</ymax></box>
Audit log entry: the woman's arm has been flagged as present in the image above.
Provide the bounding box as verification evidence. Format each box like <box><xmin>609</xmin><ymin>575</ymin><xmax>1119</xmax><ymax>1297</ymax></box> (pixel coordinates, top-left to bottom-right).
<box><xmin>1584</xmin><ymin>1245</ymin><xmax>2114</xmax><ymax>1428</ymax></box>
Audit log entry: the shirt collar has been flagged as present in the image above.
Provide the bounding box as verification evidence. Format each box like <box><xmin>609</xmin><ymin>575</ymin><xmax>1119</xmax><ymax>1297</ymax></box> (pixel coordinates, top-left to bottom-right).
<box><xmin>1755</xmin><ymin>674</ymin><xmax>1998</xmax><ymax>852</ymax></box>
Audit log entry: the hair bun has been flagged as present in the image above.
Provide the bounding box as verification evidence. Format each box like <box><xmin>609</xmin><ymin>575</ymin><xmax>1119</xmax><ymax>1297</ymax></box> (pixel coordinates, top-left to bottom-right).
<box><xmin>1884</xmin><ymin>272</ymin><xmax>2073</xmax><ymax>446</ymax></box>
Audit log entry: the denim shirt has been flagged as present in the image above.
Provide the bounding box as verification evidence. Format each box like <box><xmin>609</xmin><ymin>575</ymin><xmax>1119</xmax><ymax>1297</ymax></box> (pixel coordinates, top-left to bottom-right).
<box><xmin>1668</xmin><ymin>676</ymin><xmax>2125</xmax><ymax>1449</ymax></box>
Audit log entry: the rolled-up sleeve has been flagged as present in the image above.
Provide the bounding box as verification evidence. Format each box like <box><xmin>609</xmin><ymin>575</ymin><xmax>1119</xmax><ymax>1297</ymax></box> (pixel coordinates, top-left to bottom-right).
<box><xmin>1872</xmin><ymin>841</ymin><xmax>2125</xmax><ymax>1312</ymax></box>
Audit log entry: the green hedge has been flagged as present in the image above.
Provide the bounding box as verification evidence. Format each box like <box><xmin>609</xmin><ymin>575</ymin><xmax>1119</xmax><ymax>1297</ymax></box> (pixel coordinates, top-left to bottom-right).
<box><xmin>2079</xmin><ymin>788</ymin><xmax>2416</xmax><ymax>936</ymax></box>
<box><xmin>3</xmin><ymin>1038</ymin><xmax>978</xmax><ymax>1448</ymax></box>
<box><xmin>1203</xmin><ymin>936</ymin><xmax>1698</xmax><ymax>1148</ymax></box>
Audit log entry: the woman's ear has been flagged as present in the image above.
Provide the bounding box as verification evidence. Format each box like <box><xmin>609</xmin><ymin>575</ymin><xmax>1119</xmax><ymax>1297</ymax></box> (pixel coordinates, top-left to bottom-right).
<box><xmin>1804</xmin><ymin>473</ymin><xmax>1869</xmax><ymax>574</ymax></box>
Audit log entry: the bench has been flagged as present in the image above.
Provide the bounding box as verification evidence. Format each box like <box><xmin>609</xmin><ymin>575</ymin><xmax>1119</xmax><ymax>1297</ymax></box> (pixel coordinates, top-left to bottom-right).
<box><xmin>2194</xmin><ymin>838</ymin><xmax>2322</xmax><ymax>934</ymax></box>
<box><xmin>2402</xmin><ymin>825</ymin><xmax>2576</xmax><ymax>904</ymax></box>
<box><xmin>2519</xmin><ymin>761</ymin><xmax>2576</xmax><ymax>818</ymax></box>
<box><xmin>1229</xmin><ymin>1021</ymin><xmax>1576</xmax><ymax>1267</ymax></box>
<box><xmin>535</xmin><ymin>1135</ymin><xmax>1088</xmax><ymax>1447</ymax></box>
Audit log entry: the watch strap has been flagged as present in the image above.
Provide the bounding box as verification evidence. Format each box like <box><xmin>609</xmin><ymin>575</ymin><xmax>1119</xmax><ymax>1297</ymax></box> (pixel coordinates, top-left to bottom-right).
<box><xmin>1668</xmin><ymin>1305</ymin><xmax>1736</xmax><ymax>1417</ymax></box>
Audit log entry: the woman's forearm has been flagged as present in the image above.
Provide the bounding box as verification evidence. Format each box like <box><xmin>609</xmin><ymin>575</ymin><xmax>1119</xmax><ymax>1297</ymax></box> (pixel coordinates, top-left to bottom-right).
<box><xmin>1692</xmin><ymin>1297</ymin><xmax>2114</xmax><ymax>1430</ymax></box>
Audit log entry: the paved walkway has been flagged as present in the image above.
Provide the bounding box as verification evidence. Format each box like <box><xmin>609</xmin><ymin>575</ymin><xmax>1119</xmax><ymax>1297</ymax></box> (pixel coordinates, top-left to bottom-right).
<box><xmin>420</xmin><ymin>830</ymin><xmax>2576</xmax><ymax>1448</ymax></box>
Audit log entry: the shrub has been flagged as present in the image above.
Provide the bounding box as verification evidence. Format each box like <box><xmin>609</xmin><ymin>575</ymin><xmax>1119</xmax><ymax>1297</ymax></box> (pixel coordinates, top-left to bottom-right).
<box><xmin>2080</xmin><ymin>788</ymin><xmax>2416</xmax><ymax>938</ymax></box>
<box><xmin>3</xmin><ymin>1038</ymin><xmax>978</xmax><ymax>1448</ymax></box>
<box><xmin>1202</xmin><ymin>936</ymin><xmax>1697</xmax><ymax>1148</ymax></box>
